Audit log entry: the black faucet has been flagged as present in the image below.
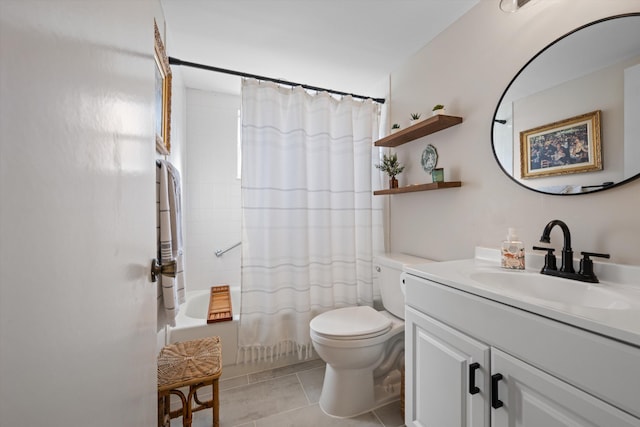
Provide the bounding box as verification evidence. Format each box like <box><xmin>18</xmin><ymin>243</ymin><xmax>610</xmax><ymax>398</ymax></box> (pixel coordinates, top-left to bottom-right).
<box><xmin>540</xmin><ymin>219</ymin><xmax>574</xmax><ymax>274</ymax></box>
<box><xmin>533</xmin><ymin>220</ymin><xmax>610</xmax><ymax>283</ymax></box>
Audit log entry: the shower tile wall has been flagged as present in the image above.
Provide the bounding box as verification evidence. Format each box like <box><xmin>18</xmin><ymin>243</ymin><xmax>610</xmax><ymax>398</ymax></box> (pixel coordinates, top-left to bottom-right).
<box><xmin>186</xmin><ymin>89</ymin><xmax>242</xmax><ymax>294</ymax></box>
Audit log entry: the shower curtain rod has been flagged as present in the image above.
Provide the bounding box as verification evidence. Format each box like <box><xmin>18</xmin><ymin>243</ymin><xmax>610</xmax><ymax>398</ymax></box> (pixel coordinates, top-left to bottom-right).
<box><xmin>168</xmin><ymin>57</ymin><xmax>386</xmax><ymax>104</ymax></box>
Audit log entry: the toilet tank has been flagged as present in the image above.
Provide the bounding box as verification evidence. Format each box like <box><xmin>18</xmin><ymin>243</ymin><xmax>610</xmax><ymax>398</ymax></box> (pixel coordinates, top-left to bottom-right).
<box><xmin>374</xmin><ymin>253</ymin><xmax>434</xmax><ymax>319</ymax></box>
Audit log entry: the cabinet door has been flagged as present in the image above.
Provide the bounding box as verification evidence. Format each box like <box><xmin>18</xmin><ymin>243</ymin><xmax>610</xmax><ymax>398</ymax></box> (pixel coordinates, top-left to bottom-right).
<box><xmin>491</xmin><ymin>348</ymin><xmax>640</xmax><ymax>427</ymax></box>
<box><xmin>405</xmin><ymin>306</ymin><xmax>490</xmax><ymax>427</ymax></box>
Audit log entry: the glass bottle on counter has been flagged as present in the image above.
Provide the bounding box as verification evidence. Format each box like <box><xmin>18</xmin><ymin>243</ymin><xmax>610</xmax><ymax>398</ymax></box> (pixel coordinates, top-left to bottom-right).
<box><xmin>502</xmin><ymin>228</ymin><xmax>525</xmax><ymax>270</ymax></box>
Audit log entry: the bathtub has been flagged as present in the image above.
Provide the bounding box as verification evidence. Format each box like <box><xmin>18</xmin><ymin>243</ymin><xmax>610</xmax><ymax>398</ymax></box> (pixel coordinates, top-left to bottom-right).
<box><xmin>169</xmin><ymin>288</ymin><xmax>241</xmax><ymax>368</ymax></box>
<box><xmin>168</xmin><ymin>288</ymin><xmax>319</xmax><ymax>379</ymax></box>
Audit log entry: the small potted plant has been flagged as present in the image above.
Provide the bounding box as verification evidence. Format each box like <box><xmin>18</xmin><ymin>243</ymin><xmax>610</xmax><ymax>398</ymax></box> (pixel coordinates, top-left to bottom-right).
<box><xmin>390</xmin><ymin>123</ymin><xmax>401</xmax><ymax>134</ymax></box>
<box><xmin>409</xmin><ymin>113</ymin><xmax>422</xmax><ymax>126</ymax></box>
<box><xmin>432</xmin><ymin>104</ymin><xmax>446</xmax><ymax>116</ymax></box>
<box><xmin>375</xmin><ymin>152</ymin><xmax>405</xmax><ymax>189</ymax></box>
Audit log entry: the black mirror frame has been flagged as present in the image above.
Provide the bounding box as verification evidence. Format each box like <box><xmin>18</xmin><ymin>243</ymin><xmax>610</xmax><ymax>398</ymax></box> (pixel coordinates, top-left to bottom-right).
<box><xmin>491</xmin><ymin>12</ymin><xmax>640</xmax><ymax>196</ymax></box>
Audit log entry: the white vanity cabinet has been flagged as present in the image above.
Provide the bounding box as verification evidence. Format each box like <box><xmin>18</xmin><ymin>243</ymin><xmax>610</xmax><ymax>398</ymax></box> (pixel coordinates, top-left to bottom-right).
<box><xmin>491</xmin><ymin>348</ymin><xmax>639</xmax><ymax>427</ymax></box>
<box><xmin>405</xmin><ymin>306</ymin><xmax>490</xmax><ymax>426</ymax></box>
<box><xmin>404</xmin><ymin>272</ymin><xmax>640</xmax><ymax>427</ymax></box>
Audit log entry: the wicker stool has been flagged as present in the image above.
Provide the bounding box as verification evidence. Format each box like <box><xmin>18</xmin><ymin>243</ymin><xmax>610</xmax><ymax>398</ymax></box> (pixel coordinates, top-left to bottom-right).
<box><xmin>157</xmin><ymin>336</ymin><xmax>222</xmax><ymax>427</ymax></box>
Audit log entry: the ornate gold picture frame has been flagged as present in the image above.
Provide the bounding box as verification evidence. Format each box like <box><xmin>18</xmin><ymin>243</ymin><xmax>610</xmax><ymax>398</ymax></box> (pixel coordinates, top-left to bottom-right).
<box><xmin>520</xmin><ymin>110</ymin><xmax>601</xmax><ymax>179</ymax></box>
<box><xmin>154</xmin><ymin>20</ymin><xmax>172</xmax><ymax>155</ymax></box>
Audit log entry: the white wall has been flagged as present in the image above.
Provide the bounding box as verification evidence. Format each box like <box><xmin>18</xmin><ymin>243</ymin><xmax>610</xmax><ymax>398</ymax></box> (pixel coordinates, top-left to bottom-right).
<box><xmin>387</xmin><ymin>0</ymin><xmax>640</xmax><ymax>265</ymax></box>
<box><xmin>185</xmin><ymin>89</ymin><xmax>242</xmax><ymax>294</ymax></box>
<box><xmin>625</xmin><ymin>63</ymin><xmax>640</xmax><ymax>177</ymax></box>
<box><xmin>158</xmin><ymin>16</ymin><xmax>188</xmax><ymax>176</ymax></box>
<box><xmin>166</xmin><ymin>68</ymin><xmax>188</xmax><ymax>180</ymax></box>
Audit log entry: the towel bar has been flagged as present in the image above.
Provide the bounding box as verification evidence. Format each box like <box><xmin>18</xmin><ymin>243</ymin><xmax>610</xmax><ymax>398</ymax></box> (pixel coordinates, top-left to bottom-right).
<box><xmin>215</xmin><ymin>242</ymin><xmax>241</xmax><ymax>257</ymax></box>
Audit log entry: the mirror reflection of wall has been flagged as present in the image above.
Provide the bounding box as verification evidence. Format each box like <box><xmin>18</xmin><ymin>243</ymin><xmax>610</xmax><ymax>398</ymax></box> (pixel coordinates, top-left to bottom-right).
<box><xmin>492</xmin><ymin>14</ymin><xmax>640</xmax><ymax>195</ymax></box>
<box><xmin>625</xmin><ymin>63</ymin><xmax>640</xmax><ymax>179</ymax></box>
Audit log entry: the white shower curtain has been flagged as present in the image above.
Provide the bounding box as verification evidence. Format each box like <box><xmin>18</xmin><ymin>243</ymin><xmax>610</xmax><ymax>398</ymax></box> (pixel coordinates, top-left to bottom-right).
<box><xmin>238</xmin><ymin>79</ymin><xmax>384</xmax><ymax>362</ymax></box>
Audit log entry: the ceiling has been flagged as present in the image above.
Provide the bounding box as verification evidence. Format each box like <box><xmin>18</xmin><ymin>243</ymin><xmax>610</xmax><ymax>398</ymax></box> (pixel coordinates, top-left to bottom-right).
<box><xmin>161</xmin><ymin>0</ymin><xmax>480</xmax><ymax>98</ymax></box>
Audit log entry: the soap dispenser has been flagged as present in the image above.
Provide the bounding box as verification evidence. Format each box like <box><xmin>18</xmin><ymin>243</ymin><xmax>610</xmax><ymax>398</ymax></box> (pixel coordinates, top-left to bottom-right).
<box><xmin>502</xmin><ymin>228</ymin><xmax>525</xmax><ymax>270</ymax></box>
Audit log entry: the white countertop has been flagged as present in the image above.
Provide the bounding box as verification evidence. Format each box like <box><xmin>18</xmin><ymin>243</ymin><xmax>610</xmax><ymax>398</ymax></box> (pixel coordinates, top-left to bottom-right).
<box><xmin>404</xmin><ymin>248</ymin><xmax>640</xmax><ymax>348</ymax></box>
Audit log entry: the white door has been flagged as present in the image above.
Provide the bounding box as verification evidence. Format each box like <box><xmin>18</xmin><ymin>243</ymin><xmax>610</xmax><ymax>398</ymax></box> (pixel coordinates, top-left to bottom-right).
<box><xmin>0</xmin><ymin>1</ymin><xmax>158</xmax><ymax>425</ymax></box>
<box><xmin>405</xmin><ymin>306</ymin><xmax>491</xmax><ymax>427</ymax></box>
<box><xmin>491</xmin><ymin>348</ymin><xmax>640</xmax><ymax>427</ymax></box>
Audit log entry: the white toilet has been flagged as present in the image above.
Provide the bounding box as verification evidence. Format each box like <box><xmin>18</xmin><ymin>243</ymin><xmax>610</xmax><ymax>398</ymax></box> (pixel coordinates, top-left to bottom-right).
<box><xmin>309</xmin><ymin>253</ymin><xmax>433</xmax><ymax>418</ymax></box>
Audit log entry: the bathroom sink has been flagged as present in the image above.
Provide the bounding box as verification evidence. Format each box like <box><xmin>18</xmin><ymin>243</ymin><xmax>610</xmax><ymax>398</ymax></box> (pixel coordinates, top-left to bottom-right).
<box><xmin>404</xmin><ymin>252</ymin><xmax>640</xmax><ymax>349</ymax></box>
<box><xmin>468</xmin><ymin>270</ymin><xmax>638</xmax><ymax>310</ymax></box>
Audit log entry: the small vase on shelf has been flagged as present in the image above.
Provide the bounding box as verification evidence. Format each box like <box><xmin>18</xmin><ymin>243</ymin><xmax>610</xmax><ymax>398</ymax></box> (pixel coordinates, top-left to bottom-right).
<box><xmin>375</xmin><ymin>153</ymin><xmax>404</xmax><ymax>188</ymax></box>
<box><xmin>375</xmin><ymin>152</ymin><xmax>405</xmax><ymax>191</ymax></box>
<box><xmin>409</xmin><ymin>113</ymin><xmax>422</xmax><ymax>126</ymax></box>
<box><xmin>432</xmin><ymin>104</ymin><xmax>446</xmax><ymax>116</ymax></box>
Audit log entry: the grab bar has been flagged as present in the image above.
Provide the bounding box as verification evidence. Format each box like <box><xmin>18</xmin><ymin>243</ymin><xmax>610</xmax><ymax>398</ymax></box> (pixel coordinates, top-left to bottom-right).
<box><xmin>215</xmin><ymin>241</ymin><xmax>241</xmax><ymax>257</ymax></box>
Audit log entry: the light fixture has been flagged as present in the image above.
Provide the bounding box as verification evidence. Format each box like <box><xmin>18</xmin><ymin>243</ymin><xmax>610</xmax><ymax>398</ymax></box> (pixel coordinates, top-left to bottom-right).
<box><xmin>499</xmin><ymin>0</ymin><xmax>532</xmax><ymax>13</ymax></box>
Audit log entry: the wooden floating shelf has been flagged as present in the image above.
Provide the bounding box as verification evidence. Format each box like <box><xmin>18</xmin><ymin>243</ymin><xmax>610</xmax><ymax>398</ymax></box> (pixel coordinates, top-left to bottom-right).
<box><xmin>375</xmin><ymin>114</ymin><xmax>463</xmax><ymax>147</ymax></box>
<box><xmin>373</xmin><ymin>181</ymin><xmax>461</xmax><ymax>195</ymax></box>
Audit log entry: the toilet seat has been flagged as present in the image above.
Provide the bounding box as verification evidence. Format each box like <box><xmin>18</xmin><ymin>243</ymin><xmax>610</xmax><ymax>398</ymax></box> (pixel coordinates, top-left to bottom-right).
<box><xmin>310</xmin><ymin>306</ymin><xmax>392</xmax><ymax>340</ymax></box>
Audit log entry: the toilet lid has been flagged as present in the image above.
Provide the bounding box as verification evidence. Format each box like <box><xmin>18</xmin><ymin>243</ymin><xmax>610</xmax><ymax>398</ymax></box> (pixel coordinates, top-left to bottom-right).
<box><xmin>310</xmin><ymin>306</ymin><xmax>392</xmax><ymax>340</ymax></box>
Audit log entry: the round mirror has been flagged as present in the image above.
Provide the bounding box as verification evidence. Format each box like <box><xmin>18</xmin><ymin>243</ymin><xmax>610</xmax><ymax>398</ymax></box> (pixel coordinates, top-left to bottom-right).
<box><xmin>492</xmin><ymin>13</ymin><xmax>640</xmax><ymax>195</ymax></box>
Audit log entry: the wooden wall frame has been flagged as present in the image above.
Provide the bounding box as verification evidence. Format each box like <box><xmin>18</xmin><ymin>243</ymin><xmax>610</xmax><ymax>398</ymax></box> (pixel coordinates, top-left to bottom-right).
<box><xmin>520</xmin><ymin>110</ymin><xmax>602</xmax><ymax>179</ymax></box>
<box><xmin>154</xmin><ymin>20</ymin><xmax>172</xmax><ymax>155</ymax></box>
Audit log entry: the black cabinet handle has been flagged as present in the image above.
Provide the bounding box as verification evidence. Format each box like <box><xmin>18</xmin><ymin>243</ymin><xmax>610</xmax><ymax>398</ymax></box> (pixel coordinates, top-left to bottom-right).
<box><xmin>469</xmin><ymin>362</ymin><xmax>480</xmax><ymax>395</ymax></box>
<box><xmin>491</xmin><ymin>373</ymin><xmax>504</xmax><ymax>409</ymax></box>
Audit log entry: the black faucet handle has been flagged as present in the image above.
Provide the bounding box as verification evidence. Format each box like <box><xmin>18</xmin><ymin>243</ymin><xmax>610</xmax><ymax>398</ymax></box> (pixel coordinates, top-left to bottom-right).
<box><xmin>580</xmin><ymin>251</ymin><xmax>611</xmax><ymax>260</ymax></box>
<box><xmin>578</xmin><ymin>252</ymin><xmax>610</xmax><ymax>283</ymax></box>
<box><xmin>532</xmin><ymin>246</ymin><xmax>557</xmax><ymax>272</ymax></box>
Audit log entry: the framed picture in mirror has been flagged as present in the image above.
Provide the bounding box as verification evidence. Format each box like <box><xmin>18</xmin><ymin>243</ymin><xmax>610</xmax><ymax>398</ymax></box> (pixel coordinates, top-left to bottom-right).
<box><xmin>154</xmin><ymin>20</ymin><xmax>172</xmax><ymax>155</ymax></box>
<box><xmin>520</xmin><ymin>110</ymin><xmax>601</xmax><ymax>179</ymax></box>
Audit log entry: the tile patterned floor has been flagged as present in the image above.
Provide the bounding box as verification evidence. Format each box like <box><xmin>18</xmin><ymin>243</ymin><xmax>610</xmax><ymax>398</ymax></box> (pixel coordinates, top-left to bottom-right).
<box><xmin>171</xmin><ymin>359</ymin><xmax>405</xmax><ymax>427</ymax></box>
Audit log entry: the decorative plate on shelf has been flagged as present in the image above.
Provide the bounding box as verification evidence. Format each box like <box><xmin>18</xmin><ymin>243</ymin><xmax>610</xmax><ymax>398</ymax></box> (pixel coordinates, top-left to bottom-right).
<box><xmin>421</xmin><ymin>144</ymin><xmax>438</xmax><ymax>173</ymax></box>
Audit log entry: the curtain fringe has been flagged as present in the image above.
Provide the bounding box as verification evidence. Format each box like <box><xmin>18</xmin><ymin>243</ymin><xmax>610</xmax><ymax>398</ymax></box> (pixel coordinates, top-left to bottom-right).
<box><xmin>236</xmin><ymin>341</ymin><xmax>313</xmax><ymax>364</ymax></box>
